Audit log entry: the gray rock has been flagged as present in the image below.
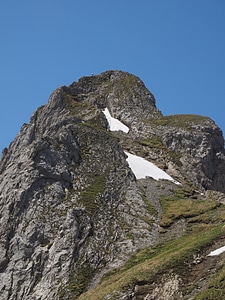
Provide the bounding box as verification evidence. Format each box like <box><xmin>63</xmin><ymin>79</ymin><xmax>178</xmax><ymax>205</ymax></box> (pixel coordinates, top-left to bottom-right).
<box><xmin>0</xmin><ymin>70</ymin><xmax>225</xmax><ymax>299</ymax></box>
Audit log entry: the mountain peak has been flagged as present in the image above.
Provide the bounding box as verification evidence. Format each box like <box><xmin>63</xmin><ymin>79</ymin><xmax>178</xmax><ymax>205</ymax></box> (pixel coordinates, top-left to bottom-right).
<box><xmin>0</xmin><ymin>71</ymin><xmax>225</xmax><ymax>299</ymax></box>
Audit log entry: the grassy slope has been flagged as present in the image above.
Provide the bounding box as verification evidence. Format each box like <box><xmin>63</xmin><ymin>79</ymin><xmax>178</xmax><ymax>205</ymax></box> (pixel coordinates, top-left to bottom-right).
<box><xmin>78</xmin><ymin>188</ymin><xmax>225</xmax><ymax>300</ymax></box>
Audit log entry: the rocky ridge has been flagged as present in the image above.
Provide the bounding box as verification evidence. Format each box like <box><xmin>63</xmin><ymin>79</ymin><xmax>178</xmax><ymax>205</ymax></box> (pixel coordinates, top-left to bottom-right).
<box><xmin>0</xmin><ymin>70</ymin><xmax>225</xmax><ymax>299</ymax></box>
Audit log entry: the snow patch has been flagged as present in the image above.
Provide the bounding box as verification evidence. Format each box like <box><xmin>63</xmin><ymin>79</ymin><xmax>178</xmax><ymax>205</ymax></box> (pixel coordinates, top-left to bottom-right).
<box><xmin>103</xmin><ymin>108</ymin><xmax>129</xmax><ymax>133</ymax></box>
<box><xmin>208</xmin><ymin>245</ymin><xmax>225</xmax><ymax>256</ymax></box>
<box><xmin>102</xmin><ymin>107</ymin><xmax>179</xmax><ymax>184</ymax></box>
<box><xmin>125</xmin><ymin>151</ymin><xmax>180</xmax><ymax>184</ymax></box>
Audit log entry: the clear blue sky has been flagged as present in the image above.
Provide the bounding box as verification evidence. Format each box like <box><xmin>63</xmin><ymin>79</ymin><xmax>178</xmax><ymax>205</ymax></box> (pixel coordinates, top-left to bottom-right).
<box><xmin>1</xmin><ymin>0</ymin><xmax>225</xmax><ymax>152</ymax></box>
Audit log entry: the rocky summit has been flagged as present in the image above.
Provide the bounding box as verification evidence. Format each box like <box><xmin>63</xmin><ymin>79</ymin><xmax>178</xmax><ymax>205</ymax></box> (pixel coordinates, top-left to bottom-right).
<box><xmin>1</xmin><ymin>70</ymin><xmax>225</xmax><ymax>300</ymax></box>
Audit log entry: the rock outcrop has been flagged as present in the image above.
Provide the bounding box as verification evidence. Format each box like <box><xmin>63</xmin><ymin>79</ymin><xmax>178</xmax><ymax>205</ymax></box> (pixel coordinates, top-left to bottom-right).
<box><xmin>153</xmin><ymin>115</ymin><xmax>225</xmax><ymax>192</ymax></box>
<box><xmin>0</xmin><ymin>70</ymin><xmax>225</xmax><ymax>299</ymax></box>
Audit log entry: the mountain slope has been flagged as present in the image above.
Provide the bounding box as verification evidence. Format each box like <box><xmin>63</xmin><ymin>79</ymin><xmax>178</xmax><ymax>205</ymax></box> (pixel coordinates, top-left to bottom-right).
<box><xmin>0</xmin><ymin>70</ymin><xmax>225</xmax><ymax>299</ymax></box>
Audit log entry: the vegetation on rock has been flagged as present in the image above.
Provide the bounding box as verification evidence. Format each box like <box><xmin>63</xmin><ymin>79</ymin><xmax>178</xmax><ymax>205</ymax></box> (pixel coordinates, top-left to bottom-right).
<box><xmin>0</xmin><ymin>70</ymin><xmax>225</xmax><ymax>299</ymax></box>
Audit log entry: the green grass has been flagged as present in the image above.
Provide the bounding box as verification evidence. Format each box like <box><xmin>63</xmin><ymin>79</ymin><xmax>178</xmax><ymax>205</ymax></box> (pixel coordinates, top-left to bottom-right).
<box><xmin>78</xmin><ymin>172</ymin><xmax>108</xmax><ymax>215</ymax></box>
<box><xmin>152</xmin><ymin>114</ymin><xmax>209</xmax><ymax>130</ymax></box>
<box><xmin>140</xmin><ymin>193</ymin><xmax>158</xmax><ymax>217</ymax></box>
<box><xmin>58</xmin><ymin>263</ymin><xmax>95</xmax><ymax>299</ymax></box>
<box><xmin>61</xmin><ymin>91</ymin><xmax>96</xmax><ymax>119</ymax></box>
<box><xmin>83</xmin><ymin>113</ymin><xmax>105</xmax><ymax>130</ymax></box>
<box><xmin>114</xmin><ymin>73</ymin><xmax>140</xmax><ymax>95</ymax></box>
<box><xmin>76</xmin><ymin>187</ymin><xmax>225</xmax><ymax>300</ymax></box>
<box><xmin>195</xmin><ymin>264</ymin><xmax>225</xmax><ymax>299</ymax></box>
<box><xmin>78</xmin><ymin>224</ymin><xmax>225</xmax><ymax>300</ymax></box>
<box><xmin>160</xmin><ymin>194</ymin><xmax>220</xmax><ymax>228</ymax></box>
<box><xmin>139</xmin><ymin>136</ymin><xmax>164</xmax><ymax>149</ymax></box>
<box><xmin>67</xmin><ymin>263</ymin><xmax>95</xmax><ymax>299</ymax></box>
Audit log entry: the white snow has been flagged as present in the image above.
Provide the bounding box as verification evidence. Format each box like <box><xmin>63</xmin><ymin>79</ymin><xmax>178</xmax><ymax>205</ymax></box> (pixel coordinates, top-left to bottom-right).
<box><xmin>103</xmin><ymin>107</ymin><xmax>179</xmax><ymax>184</ymax></box>
<box><xmin>208</xmin><ymin>245</ymin><xmax>225</xmax><ymax>256</ymax></box>
<box><xmin>125</xmin><ymin>151</ymin><xmax>180</xmax><ymax>184</ymax></box>
<box><xmin>103</xmin><ymin>108</ymin><xmax>129</xmax><ymax>133</ymax></box>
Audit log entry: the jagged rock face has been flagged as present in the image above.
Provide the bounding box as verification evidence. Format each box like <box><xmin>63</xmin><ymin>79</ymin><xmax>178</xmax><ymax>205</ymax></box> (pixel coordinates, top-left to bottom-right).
<box><xmin>157</xmin><ymin>116</ymin><xmax>225</xmax><ymax>191</ymax></box>
<box><xmin>64</xmin><ymin>70</ymin><xmax>225</xmax><ymax>192</ymax></box>
<box><xmin>65</xmin><ymin>70</ymin><xmax>162</xmax><ymax>126</ymax></box>
<box><xmin>0</xmin><ymin>72</ymin><xmax>162</xmax><ymax>300</ymax></box>
<box><xmin>0</xmin><ymin>70</ymin><xmax>225</xmax><ymax>299</ymax></box>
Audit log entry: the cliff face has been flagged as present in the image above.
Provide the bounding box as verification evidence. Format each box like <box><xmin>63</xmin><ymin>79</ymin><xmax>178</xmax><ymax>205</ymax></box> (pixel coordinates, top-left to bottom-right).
<box><xmin>0</xmin><ymin>70</ymin><xmax>225</xmax><ymax>300</ymax></box>
<box><xmin>152</xmin><ymin>115</ymin><xmax>225</xmax><ymax>191</ymax></box>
